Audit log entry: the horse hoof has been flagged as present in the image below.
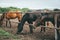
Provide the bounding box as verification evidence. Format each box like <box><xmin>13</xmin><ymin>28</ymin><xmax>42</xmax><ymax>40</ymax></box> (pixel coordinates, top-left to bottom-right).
<box><xmin>30</xmin><ymin>32</ymin><xmax>33</xmax><ymax>34</ymax></box>
<box><xmin>16</xmin><ymin>32</ymin><xmax>20</xmax><ymax>34</ymax></box>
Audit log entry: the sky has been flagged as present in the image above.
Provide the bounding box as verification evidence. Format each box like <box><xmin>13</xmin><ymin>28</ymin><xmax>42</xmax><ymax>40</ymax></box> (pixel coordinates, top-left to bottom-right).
<box><xmin>0</xmin><ymin>0</ymin><xmax>60</xmax><ymax>9</ymax></box>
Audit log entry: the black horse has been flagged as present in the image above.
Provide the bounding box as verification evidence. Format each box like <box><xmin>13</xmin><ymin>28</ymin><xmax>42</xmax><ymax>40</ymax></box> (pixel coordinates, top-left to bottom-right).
<box><xmin>34</xmin><ymin>12</ymin><xmax>60</xmax><ymax>40</ymax></box>
<box><xmin>40</xmin><ymin>12</ymin><xmax>60</xmax><ymax>40</ymax></box>
<box><xmin>16</xmin><ymin>12</ymin><xmax>43</xmax><ymax>34</ymax></box>
<box><xmin>34</xmin><ymin>12</ymin><xmax>55</xmax><ymax>32</ymax></box>
<box><xmin>16</xmin><ymin>12</ymin><xmax>53</xmax><ymax>34</ymax></box>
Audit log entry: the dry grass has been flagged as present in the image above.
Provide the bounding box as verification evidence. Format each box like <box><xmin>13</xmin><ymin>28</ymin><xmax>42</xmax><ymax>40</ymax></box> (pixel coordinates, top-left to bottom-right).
<box><xmin>1</xmin><ymin>21</ymin><xmax>55</xmax><ymax>40</ymax></box>
<box><xmin>0</xmin><ymin>14</ymin><xmax>55</xmax><ymax>40</ymax></box>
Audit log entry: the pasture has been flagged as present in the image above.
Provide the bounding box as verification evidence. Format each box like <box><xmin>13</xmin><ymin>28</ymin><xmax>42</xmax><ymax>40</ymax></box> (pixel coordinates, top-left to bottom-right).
<box><xmin>0</xmin><ymin>13</ymin><xmax>55</xmax><ymax>40</ymax></box>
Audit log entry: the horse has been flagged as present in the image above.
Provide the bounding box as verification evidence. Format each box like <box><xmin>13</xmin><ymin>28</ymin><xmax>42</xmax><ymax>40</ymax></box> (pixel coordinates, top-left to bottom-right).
<box><xmin>32</xmin><ymin>12</ymin><xmax>54</xmax><ymax>32</ymax></box>
<box><xmin>39</xmin><ymin>12</ymin><xmax>60</xmax><ymax>40</ymax></box>
<box><xmin>0</xmin><ymin>11</ymin><xmax>22</xmax><ymax>28</ymax></box>
<box><xmin>16</xmin><ymin>11</ymin><xmax>43</xmax><ymax>34</ymax></box>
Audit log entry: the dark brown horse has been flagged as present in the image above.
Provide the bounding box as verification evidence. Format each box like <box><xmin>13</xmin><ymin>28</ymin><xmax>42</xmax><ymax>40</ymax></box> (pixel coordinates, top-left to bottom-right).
<box><xmin>0</xmin><ymin>11</ymin><xmax>22</xmax><ymax>28</ymax></box>
<box><xmin>39</xmin><ymin>12</ymin><xmax>60</xmax><ymax>40</ymax></box>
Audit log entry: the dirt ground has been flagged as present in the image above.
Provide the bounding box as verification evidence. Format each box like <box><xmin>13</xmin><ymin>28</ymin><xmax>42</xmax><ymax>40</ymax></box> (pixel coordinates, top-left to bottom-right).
<box><xmin>1</xmin><ymin>18</ymin><xmax>55</xmax><ymax>40</ymax></box>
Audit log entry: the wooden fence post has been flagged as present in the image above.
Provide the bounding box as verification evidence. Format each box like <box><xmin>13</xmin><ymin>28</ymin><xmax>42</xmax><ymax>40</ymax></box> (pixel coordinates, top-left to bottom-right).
<box><xmin>55</xmin><ymin>14</ymin><xmax>58</xmax><ymax>40</ymax></box>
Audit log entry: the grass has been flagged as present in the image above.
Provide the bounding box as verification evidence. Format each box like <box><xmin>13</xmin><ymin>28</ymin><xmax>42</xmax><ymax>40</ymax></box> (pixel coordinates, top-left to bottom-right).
<box><xmin>0</xmin><ymin>27</ymin><xmax>21</xmax><ymax>40</ymax></box>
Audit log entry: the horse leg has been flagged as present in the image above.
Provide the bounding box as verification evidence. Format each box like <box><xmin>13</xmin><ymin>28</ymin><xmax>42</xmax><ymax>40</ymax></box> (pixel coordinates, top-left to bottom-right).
<box><xmin>29</xmin><ymin>24</ymin><xmax>33</xmax><ymax>33</ymax></box>
<box><xmin>6</xmin><ymin>19</ymin><xmax>8</xmax><ymax>27</ymax></box>
<box><xmin>57</xmin><ymin>21</ymin><xmax>60</xmax><ymax>40</ymax></box>
<box><xmin>9</xmin><ymin>20</ymin><xmax>11</xmax><ymax>28</ymax></box>
<box><xmin>40</xmin><ymin>19</ymin><xmax>46</xmax><ymax>32</ymax></box>
<box><xmin>40</xmin><ymin>27</ymin><xmax>45</xmax><ymax>32</ymax></box>
<box><xmin>57</xmin><ymin>30</ymin><xmax>60</xmax><ymax>40</ymax></box>
<box><xmin>0</xmin><ymin>20</ymin><xmax>3</xmax><ymax>27</ymax></box>
<box><xmin>27</xmin><ymin>19</ymin><xmax>34</xmax><ymax>33</ymax></box>
<box><xmin>0</xmin><ymin>21</ymin><xmax>3</xmax><ymax>27</ymax></box>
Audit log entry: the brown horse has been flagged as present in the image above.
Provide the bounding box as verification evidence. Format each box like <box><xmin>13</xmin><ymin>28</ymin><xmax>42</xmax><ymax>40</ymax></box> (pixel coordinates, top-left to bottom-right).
<box><xmin>0</xmin><ymin>11</ymin><xmax>22</xmax><ymax>28</ymax></box>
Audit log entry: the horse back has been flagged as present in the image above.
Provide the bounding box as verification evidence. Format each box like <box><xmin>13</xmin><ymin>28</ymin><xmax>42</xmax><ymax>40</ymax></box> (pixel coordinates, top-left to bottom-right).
<box><xmin>26</xmin><ymin>12</ymin><xmax>42</xmax><ymax>18</ymax></box>
<box><xmin>6</xmin><ymin>12</ymin><xmax>17</xmax><ymax>18</ymax></box>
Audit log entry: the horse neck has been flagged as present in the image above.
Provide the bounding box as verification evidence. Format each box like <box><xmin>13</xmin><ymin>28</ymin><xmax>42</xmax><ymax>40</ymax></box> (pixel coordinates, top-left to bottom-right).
<box><xmin>20</xmin><ymin>13</ymin><xmax>29</xmax><ymax>24</ymax></box>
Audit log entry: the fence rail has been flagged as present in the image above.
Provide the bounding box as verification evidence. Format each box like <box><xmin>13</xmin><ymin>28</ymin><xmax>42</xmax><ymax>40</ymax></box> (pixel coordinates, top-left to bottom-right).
<box><xmin>3</xmin><ymin>20</ymin><xmax>60</xmax><ymax>30</ymax></box>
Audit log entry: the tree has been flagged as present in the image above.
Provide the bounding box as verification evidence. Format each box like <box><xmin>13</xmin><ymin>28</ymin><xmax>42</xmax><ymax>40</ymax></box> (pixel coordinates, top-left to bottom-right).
<box><xmin>8</xmin><ymin>7</ymin><xmax>21</xmax><ymax>11</ymax></box>
<box><xmin>0</xmin><ymin>7</ymin><xmax>10</xmax><ymax>13</ymax></box>
<box><xmin>21</xmin><ymin>8</ymin><xmax>29</xmax><ymax>13</ymax></box>
<box><xmin>54</xmin><ymin>9</ymin><xmax>60</xmax><ymax>11</ymax></box>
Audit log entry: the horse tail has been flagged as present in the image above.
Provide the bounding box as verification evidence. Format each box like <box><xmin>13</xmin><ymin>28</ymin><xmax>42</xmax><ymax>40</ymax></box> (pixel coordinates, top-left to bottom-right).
<box><xmin>0</xmin><ymin>13</ymin><xmax>6</xmax><ymax>26</ymax></box>
<box><xmin>1</xmin><ymin>12</ymin><xmax>7</xmax><ymax>21</ymax></box>
<box><xmin>0</xmin><ymin>13</ymin><xmax>5</xmax><ymax>21</ymax></box>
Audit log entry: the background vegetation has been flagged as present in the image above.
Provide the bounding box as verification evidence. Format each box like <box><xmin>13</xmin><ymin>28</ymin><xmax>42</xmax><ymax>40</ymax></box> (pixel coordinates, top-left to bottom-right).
<box><xmin>0</xmin><ymin>7</ymin><xmax>30</xmax><ymax>13</ymax></box>
<box><xmin>0</xmin><ymin>7</ymin><xmax>60</xmax><ymax>14</ymax></box>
